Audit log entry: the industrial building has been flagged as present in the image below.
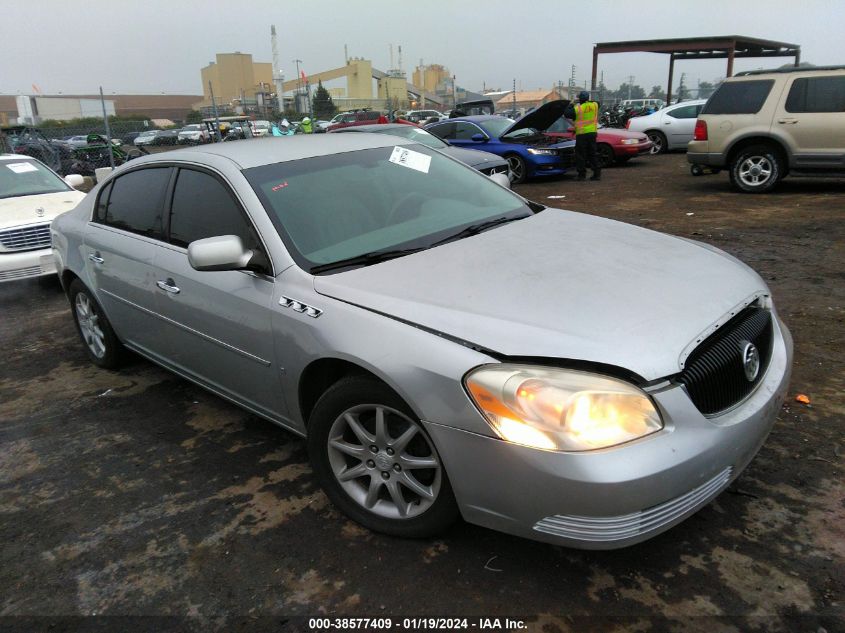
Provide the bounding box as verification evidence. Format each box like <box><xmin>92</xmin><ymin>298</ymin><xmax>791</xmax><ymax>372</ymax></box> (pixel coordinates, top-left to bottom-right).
<box><xmin>0</xmin><ymin>94</ymin><xmax>203</xmax><ymax>125</ymax></box>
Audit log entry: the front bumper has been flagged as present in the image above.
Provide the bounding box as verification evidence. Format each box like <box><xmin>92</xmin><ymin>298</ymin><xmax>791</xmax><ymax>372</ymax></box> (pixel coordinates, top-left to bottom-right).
<box><xmin>527</xmin><ymin>153</ymin><xmax>572</xmax><ymax>177</ymax></box>
<box><xmin>615</xmin><ymin>141</ymin><xmax>653</xmax><ymax>158</ymax></box>
<box><xmin>424</xmin><ymin>317</ymin><xmax>792</xmax><ymax>549</ymax></box>
<box><xmin>0</xmin><ymin>247</ymin><xmax>56</xmax><ymax>283</ymax></box>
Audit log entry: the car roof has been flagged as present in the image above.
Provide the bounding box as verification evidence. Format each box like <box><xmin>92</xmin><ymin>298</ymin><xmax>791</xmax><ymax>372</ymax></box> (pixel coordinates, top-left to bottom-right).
<box><xmin>0</xmin><ymin>153</ymin><xmax>36</xmax><ymax>161</ymax></box>
<box><xmin>667</xmin><ymin>99</ymin><xmax>707</xmax><ymax>107</ymax></box>
<box><xmin>332</xmin><ymin>123</ymin><xmax>411</xmax><ymax>133</ymax></box>
<box><xmin>126</xmin><ymin>134</ymin><xmax>416</xmax><ymax>169</ymax></box>
<box><xmin>435</xmin><ymin>115</ymin><xmax>502</xmax><ymax>123</ymax></box>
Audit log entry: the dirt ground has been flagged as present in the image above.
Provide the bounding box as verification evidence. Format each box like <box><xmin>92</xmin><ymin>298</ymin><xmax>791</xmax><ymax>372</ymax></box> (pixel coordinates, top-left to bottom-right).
<box><xmin>0</xmin><ymin>153</ymin><xmax>843</xmax><ymax>632</ymax></box>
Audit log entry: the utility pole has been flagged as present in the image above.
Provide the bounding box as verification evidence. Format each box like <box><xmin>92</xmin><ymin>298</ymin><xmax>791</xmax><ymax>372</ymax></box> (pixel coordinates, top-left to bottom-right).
<box><xmin>512</xmin><ymin>78</ymin><xmax>516</xmax><ymax>113</ymax></box>
<box><xmin>293</xmin><ymin>59</ymin><xmax>303</xmax><ymax>113</ymax></box>
<box><xmin>98</xmin><ymin>86</ymin><xmax>115</xmax><ymax>170</ymax></box>
<box><xmin>569</xmin><ymin>65</ymin><xmax>576</xmax><ymax>98</ymax></box>
<box><xmin>627</xmin><ymin>75</ymin><xmax>635</xmax><ymax>100</ymax></box>
<box><xmin>600</xmin><ymin>70</ymin><xmax>605</xmax><ymax>103</ymax></box>
<box><xmin>208</xmin><ymin>80</ymin><xmax>222</xmax><ymax>142</ymax></box>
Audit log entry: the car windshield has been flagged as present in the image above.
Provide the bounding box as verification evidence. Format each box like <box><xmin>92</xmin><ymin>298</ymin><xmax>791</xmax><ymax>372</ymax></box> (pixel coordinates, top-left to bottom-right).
<box><xmin>368</xmin><ymin>127</ymin><xmax>447</xmax><ymax>149</ymax></box>
<box><xmin>474</xmin><ymin>118</ymin><xmax>516</xmax><ymax>139</ymax></box>
<box><xmin>0</xmin><ymin>159</ymin><xmax>70</xmax><ymax>199</ymax></box>
<box><xmin>182</xmin><ymin>125</ymin><xmax>201</xmax><ymax>131</ymax></box>
<box><xmin>244</xmin><ymin>144</ymin><xmax>531</xmax><ymax>273</ymax></box>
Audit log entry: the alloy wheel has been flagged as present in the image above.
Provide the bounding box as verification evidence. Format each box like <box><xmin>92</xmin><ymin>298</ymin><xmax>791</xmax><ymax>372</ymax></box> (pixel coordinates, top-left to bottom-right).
<box><xmin>506</xmin><ymin>155</ymin><xmax>525</xmax><ymax>181</ymax></box>
<box><xmin>738</xmin><ymin>156</ymin><xmax>773</xmax><ymax>187</ymax></box>
<box><xmin>326</xmin><ymin>404</ymin><xmax>441</xmax><ymax>520</ymax></box>
<box><xmin>75</xmin><ymin>293</ymin><xmax>106</xmax><ymax>359</ymax></box>
<box><xmin>647</xmin><ymin>132</ymin><xmax>664</xmax><ymax>154</ymax></box>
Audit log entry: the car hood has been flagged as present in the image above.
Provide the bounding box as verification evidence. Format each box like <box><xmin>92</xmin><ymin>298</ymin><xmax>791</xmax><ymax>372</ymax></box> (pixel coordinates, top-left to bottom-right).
<box><xmin>314</xmin><ymin>210</ymin><xmax>767</xmax><ymax>380</ymax></box>
<box><xmin>441</xmin><ymin>146</ymin><xmax>507</xmax><ymax>168</ymax></box>
<box><xmin>504</xmin><ymin>100</ymin><xmax>570</xmax><ymax>135</ymax></box>
<box><xmin>0</xmin><ymin>190</ymin><xmax>86</xmax><ymax>228</ymax></box>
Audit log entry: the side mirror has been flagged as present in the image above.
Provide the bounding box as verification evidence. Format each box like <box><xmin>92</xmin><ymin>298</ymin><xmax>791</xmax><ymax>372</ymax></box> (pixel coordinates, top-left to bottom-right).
<box><xmin>187</xmin><ymin>235</ymin><xmax>253</xmax><ymax>272</ymax></box>
<box><xmin>489</xmin><ymin>172</ymin><xmax>511</xmax><ymax>189</ymax></box>
<box><xmin>64</xmin><ymin>174</ymin><xmax>85</xmax><ymax>189</ymax></box>
<box><xmin>471</xmin><ymin>133</ymin><xmax>488</xmax><ymax>142</ymax></box>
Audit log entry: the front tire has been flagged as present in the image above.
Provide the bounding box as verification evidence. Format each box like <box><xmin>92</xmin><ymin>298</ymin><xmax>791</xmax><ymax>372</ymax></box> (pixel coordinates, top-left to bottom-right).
<box><xmin>307</xmin><ymin>376</ymin><xmax>459</xmax><ymax>538</ymax></box>
<box><xmin>729</xmin><ymin>145</ymin><xmax>782</xmax><ymax>193</ymax></box>
<box><xmin>647</xmin><ymin>130</ymin><xmax>666</xmax><ymax>155</ymax></box>
<box><xmin>597</xmin><ymin>144</ymin><xmax>615</xmax><ymax>168</ymax></box>
<box><xmin>505</xmin><ymin>154</ymin><xmax>527</xmax><ymax>184</ymax></box>
<box><xmin>69</xmin><ymin>279</ymin><xmax>124</xmax><ymax>369</ymax></box>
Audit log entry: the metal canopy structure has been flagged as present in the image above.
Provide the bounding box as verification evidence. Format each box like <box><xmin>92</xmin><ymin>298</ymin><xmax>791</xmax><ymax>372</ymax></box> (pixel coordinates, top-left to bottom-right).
<box><xmin>591</xmin><ymin>36</ymin><xmax>801</xmax><ymax>104</ymax></box>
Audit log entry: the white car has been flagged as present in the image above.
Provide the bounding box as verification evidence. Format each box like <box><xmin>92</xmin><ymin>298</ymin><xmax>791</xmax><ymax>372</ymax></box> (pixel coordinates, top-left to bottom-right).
<box><xmin>251</xmin><ymin>120</ymin><xmax>271</xmax><ymax>137</ymax></box>
<box><xmin>0</xmin><ymin>155</ymin><xmax>85</xmax><ymax>283</ymax></box>
<box><xmin>406</xmin><ymin>109</ymin><xmax>446</xmax><ymax>124</ymax></box>
<box><xmin>626</xmin><ymin>99</ymin><xmax>707</xmax><ymax>154</ymax></box>
<box><xmin>177</xmin><ymin>124</ymin><xmax>210</xmax><ymax>145</ymax></box>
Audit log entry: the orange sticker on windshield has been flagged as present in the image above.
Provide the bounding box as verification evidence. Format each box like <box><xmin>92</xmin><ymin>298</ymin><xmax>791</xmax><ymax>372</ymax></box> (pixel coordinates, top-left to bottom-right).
<box><xmin>271</xmin><ymin>181</ymin><xmax>289</xmax><ymax>192</ymax></box>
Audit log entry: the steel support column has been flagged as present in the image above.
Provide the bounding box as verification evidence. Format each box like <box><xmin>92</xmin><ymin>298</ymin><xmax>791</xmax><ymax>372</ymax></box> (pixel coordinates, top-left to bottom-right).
<box><xmin>667</xmin><ymin>54</ymin><xmax>675</xmax><ymax>104</ymax></box>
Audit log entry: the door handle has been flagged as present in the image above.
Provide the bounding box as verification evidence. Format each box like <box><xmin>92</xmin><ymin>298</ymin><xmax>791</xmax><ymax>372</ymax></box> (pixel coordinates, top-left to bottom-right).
<box><xmin>778</xmin><ymin>118</ymin><xmax>798</xmax><ymax>124</ymax></box>
<box><xmin>156</xmin><ymin>278</ymin><xmax>181</xmax><ymax>294</ymax></box>
<box><xmin>88</xmin><ymin>252</ymin><xmax>104</xmax><ymax>264</ymax></box>
<box><xmin>663</xmin><ymin>121</ymin><xmax>671</xmax><ymax>125</ymax></box>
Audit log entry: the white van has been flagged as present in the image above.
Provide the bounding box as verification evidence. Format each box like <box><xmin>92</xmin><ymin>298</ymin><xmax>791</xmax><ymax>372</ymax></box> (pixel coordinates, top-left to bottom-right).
<box><xmin>620</xmin><ymin>98</ymin><xmax>665</xmax><ymax>110</ymax></box>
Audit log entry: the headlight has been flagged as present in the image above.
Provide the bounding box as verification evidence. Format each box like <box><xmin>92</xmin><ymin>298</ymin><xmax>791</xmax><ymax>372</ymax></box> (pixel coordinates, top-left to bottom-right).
<box><xmin>527</xmin><ymin>148</ymin><xmax>557</xmax><ymax>155</ymax></box>
<box><xmin>464</xmin><ymin>364</ymin><xmax>662</xmax><ymax>451</ymax></box>
<box><xmin>620</xmin><ymin>138</ymin><xmax>641</xmax><ymax>145</ymax></box>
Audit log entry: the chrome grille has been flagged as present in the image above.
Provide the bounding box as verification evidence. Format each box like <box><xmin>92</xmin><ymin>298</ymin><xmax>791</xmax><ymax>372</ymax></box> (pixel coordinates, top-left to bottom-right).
<box><xmin>677</xmin><ymin>307</ymin><xmax>773</xmax><ymax>415</ymax></box>
<box><xmin>0</xmin><ymin>223</ymin><xmax>52</xmax><ymax>251</ymax></box>
<box><xmin>533</xmin><ymin>467</ymin><xmax>733</xmax><ymax>542</ymax></box>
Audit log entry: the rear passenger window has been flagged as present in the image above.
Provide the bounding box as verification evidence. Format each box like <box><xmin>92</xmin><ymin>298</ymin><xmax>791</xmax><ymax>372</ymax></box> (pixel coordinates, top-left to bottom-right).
<box><xmin>168</xmin><ymin>169</ymin><xmax>269</xmax><ymax>273</ymax></box>
<box><xmin>703</xmin><ymin>80</ymin><xmax>774</xmax><ymax>115</ymax></box>
<box><xmin>785</xmin><ymin>77</ymin><xmax>845</xmax><ymax>113</ymax></box>
<box><xmin>667</xmin><ymin>105</ymin><xmax>699</xmax><ymax>119</ymax></box>
<box><xmin>98</xmin><ymin>167</ymin><xmax>170</xmax><ymax>238</ymax></box>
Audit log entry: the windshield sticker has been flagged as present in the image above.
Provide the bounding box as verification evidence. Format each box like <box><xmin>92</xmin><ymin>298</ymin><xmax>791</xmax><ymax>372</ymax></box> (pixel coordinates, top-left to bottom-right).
<box><xmin>389</xmin><ymin>146</ymin><xmax>431</xmax><ymax>174</ymax></box>
<box><xmin>6</xmin><ymin>162</ymin><xmax>38</xmax><ymax>174</ymax></box>
<box><xmin>271</xmin><ymin>181</ymin><xmax>289</xmax><ymax>192</ymax></box>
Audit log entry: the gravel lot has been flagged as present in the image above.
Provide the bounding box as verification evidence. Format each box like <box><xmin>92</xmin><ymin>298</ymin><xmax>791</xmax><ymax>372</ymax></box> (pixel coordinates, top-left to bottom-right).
<box><xmin>1</xmin><ymin>153</ymin><xmax>842</xmax><ymax>632</ymax></box>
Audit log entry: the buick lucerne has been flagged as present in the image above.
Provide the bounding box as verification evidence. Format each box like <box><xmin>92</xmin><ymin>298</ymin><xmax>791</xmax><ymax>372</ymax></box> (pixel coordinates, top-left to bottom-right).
<box><xmin>52</xmin><ymin>135</ymin><xmax>792</xmax><ymax>548</ymax></box>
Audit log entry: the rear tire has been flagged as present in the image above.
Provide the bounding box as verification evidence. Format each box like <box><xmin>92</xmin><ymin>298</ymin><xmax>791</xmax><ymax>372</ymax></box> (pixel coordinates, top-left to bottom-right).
<box><xmin>68</xmin><ymin>279</ymin><xmax>124</xmax><ymax>369</ymax></box>
<box><xmin>729</xmin><ymin>145</ymin><xmax>782</xmax><ymax>193</ymax></box>
<box><xmin>647</xmin><ymin>130</ymin><xmax>666</xmax><ymax>155</ymax></box>
<box><xmin>307</xmin><ymin>376</ymin><xmax>459</xmax><ymax>538</ymax></box>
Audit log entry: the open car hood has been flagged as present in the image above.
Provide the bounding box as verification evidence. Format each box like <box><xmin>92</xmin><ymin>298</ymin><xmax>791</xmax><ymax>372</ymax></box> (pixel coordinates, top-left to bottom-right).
<box><xmin>503</xmin><ymin>100</ymin><xmax>570</xmax><ymax>136</ymax></box>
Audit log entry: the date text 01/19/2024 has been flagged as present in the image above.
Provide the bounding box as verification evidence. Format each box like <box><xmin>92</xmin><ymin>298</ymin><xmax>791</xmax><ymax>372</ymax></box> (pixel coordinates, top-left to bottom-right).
<box><xmin>308</xmin><ymin>617</ymin><xmax>528</xmax><ymax>630</ymax></box>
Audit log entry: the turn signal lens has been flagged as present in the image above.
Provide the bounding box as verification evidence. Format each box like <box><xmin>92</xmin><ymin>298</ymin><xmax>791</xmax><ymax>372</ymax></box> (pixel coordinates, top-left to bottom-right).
<box><xmin>465</xmin><ymin>365</ymin><xmax>662</xmax><ymax>451</ymax></box>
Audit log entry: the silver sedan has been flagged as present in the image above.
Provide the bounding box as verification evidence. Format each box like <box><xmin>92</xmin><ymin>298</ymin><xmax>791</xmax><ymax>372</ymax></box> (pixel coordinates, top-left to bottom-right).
<box><xmin>626</xmin><ymin>99</ymin><xmax>707</xmax><ymax>154</ymax></box>
<box><xmin>52</xmin><ymin>135</ymin><xmax>792</xmax><ymax>549</ymax></box>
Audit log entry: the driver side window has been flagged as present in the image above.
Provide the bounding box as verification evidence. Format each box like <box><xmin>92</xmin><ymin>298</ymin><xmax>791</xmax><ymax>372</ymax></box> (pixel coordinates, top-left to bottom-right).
<box><xmin>168</xmin><ymin>168</ymin><xmax>271</xmax><ymax>275</ymax></box>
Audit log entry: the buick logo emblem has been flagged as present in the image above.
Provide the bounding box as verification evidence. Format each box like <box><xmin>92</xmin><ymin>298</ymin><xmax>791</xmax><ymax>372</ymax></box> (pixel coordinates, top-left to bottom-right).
<box><xmin>740</xmin><ymin>341</ymin><xmax>760</xmax><ymax>382</ymax></box>
<box><xmin>35</xmin><ymin>207</ymin><xmax>45</xmax><ymax>217</ymax></box>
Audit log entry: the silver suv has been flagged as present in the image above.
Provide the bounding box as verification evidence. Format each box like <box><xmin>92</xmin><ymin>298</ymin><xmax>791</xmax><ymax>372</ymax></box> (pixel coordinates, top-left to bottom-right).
<box><xmin>688</xmin><ymin>66</ymin><xmax>845</xmax><ymax>192</ymax></box>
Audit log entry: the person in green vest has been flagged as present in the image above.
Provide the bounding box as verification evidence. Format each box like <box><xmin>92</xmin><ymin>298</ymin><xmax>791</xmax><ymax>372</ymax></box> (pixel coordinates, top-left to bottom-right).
<box><xmin>565</xmin><ymin>91</ymin><xmax>601</xmax><ymax>181</ymax></box>
<box><xmin>301</xmin><ymin>117</ymin><xmax>313</xmax><ymax>134</ymax></box>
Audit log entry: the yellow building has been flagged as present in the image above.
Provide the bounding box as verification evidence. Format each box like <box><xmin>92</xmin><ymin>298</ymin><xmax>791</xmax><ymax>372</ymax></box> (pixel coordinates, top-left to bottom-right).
<box><xmin>413</xmin><ymin>64</ymin><xmax>450</xmax><ymax>94</ymax></box>
<box><xmin>200</xmin><ymin>53</ymin><xmax>273</xmax><ymax>107</ymax></box>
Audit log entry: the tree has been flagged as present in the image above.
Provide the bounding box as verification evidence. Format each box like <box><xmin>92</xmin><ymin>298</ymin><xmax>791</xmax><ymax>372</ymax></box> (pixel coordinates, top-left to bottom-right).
<box><xmin>614</xmin><ymin>83</ymin><xmax>645</xmax><ymax>100</ymax></box>
<box><xmin>648</xmin><ymin>85</ymin><xmax>666</xmax><ymax>100</ymax></box>
<box><xmin>311</xmin><ymin>81</ymin><xmax>337</xmax><ymax>119</ymax></box>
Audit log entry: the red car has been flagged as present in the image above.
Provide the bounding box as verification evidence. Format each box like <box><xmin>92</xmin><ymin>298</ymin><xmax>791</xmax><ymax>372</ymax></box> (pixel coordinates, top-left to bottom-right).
<box><xmin>544</xmin><ymin>117</ymin><xmax>652</xmax><ymax>167</ymax></box>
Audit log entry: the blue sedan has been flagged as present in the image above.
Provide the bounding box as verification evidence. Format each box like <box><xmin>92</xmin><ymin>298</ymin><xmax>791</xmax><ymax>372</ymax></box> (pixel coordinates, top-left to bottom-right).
<box><xmin>425</xmin><ymin>101</ymin><xmax>575</xmax><ymax>183</ymax></box>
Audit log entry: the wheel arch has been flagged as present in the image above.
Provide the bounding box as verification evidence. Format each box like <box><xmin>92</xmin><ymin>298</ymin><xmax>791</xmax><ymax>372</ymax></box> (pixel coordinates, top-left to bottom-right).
<box><xmin>298</xmin><ymin>357</ymin><xmax>409</xmax><ymax>428</ymax></box>
<box><xmin>726</xmin><ymin>136</ymin><xmax>789</xmax><ymax>172</ymax></box>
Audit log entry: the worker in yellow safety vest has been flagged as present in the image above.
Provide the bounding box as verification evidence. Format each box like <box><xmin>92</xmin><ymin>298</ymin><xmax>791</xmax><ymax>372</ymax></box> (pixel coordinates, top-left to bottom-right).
<box><xmin>565</xmin><ymin>91</ymin><xmax>601</xmax><ymax>181</ymax></box>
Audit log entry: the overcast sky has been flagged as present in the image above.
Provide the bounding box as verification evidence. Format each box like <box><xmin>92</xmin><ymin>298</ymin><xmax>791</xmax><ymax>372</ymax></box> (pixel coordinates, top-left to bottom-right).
<box><xmin>4</xmin><ymin>0</ymin><xmax>844</xmax><ymax>97</ymax></box>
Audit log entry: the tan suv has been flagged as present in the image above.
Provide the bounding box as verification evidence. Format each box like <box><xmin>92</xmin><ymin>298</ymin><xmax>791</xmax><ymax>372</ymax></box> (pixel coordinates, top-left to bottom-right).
<box><xmin>687</xmin><ymin>66</ymin><xmax>845</xmax><ymax>193</ymax></box>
